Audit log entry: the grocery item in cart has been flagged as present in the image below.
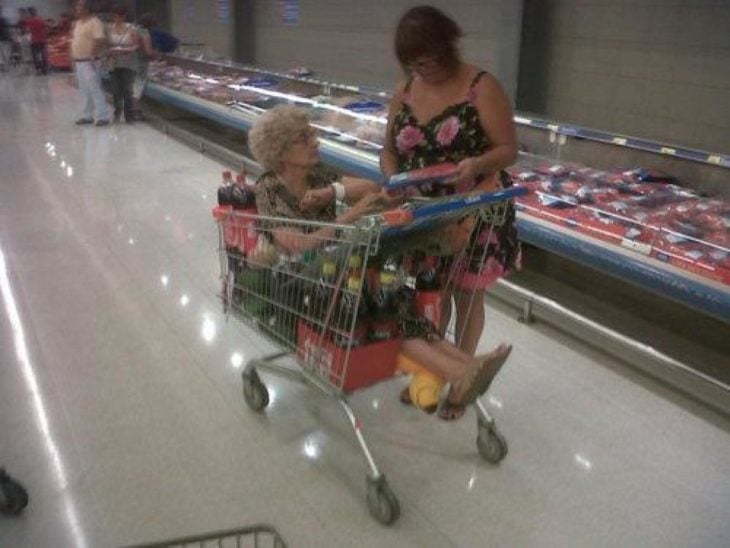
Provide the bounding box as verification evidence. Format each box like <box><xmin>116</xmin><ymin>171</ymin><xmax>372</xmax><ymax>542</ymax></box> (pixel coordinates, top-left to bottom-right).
<box><xmin>217</xmin><ymin>170</ymin><xmax>234</xmax><ymax>205</ymax></box>
<box><xmin>306</xmin><ymin>256</ymin><xmax>338</xmax><ymax>323</ymax></box>
<box><xmin>334</xmin><ymin>275</ymin><xmax>368</xmax><ymax>347</ymax></box>
<box><xmin>230</xmin><ymin>174</ymin><xmax>256</xmax><ymax>209</ymax></box>
<box><xmin>369</xmin><ymin>259</ymin><xmax>401</xmax><ymax>342</ymax></box>
<box><xmin>414</xmin><ymin>255</ymin><xmax>441</xmax><ymax>328</ymax></box>
<box><xmin>396</xmin><ymin>352</ymin><xmax>444</xmax><ymax>413</ymax></box>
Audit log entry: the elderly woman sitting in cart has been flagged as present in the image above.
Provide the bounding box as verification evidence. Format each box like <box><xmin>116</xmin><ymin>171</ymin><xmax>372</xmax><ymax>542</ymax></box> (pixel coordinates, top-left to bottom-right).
<box><xmin>249</xmin><ymin>105</ymin><xmax>511</xmax><ymax>415</ymax></box>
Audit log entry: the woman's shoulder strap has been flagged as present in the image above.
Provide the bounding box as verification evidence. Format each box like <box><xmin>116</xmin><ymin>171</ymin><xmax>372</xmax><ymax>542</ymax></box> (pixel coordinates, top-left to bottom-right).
<box><xmin>470</xmin><ymin>70</ymin><xmax>488</xmax><ymax>89</ymax></box>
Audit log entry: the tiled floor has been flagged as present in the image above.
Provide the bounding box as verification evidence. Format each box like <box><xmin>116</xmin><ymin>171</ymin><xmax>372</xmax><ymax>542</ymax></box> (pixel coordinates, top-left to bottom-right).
<box><xmin>1</xmin><ymin>73</ymin><xmax>729</xmax><ymax>548</ymax></box>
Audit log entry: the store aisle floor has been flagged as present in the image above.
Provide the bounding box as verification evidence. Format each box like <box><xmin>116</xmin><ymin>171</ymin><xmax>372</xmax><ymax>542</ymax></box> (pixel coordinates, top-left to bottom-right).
<box><xmin>1</xmin><ymin>73</ymin><xmax>729</xmax><ymax>548</ymax></box>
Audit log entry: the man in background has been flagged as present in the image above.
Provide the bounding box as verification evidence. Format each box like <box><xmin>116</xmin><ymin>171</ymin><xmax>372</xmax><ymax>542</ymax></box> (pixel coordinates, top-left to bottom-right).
<box><xmin>25</xmin><ymin>7</ymin><xmax>48</xmax><ymax>74</ymax></box>
<box><xmin>0</xmin><ymin>4</ymin><xmax>12</xmax><ymax>72</ymax></box>
<box><xmin>71</xmin><ymin>0</ymin><xmax>108</xmax><ymax>125</ymax></box>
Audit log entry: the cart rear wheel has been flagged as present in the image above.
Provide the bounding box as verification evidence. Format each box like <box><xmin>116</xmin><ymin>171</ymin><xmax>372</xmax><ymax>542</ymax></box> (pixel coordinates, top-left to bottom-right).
<box><xmin>366</xmin><ymin>476</ymin><xmax>400</xmax><ymax>525</ymax></box>
<box><xmin>0</xmin><ymin>471</ymin><xmax>29</xmax><ymax>516</ymax></box>
<box><xmin>477</xmin><ymin>424</ymin><xmax>508</xmax><ymax>464</ymax></box>
<box><xmin>242</xmin><ymin>368</ymin><xmax>269</xmax><ymax>412</ymax></box>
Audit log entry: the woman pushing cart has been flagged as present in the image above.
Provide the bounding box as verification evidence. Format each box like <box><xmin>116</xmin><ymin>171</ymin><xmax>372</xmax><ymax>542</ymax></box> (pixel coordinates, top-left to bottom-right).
<box><xmin>213</xmin><ymin>105</ymin><xmax>523</xmax><ymax>525</ymax></box>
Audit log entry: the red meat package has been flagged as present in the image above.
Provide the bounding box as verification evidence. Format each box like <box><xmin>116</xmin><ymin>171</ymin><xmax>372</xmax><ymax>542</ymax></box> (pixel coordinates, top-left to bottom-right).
<box><xmin>509</xmin><ymin>168</ymin><xmax>543</xmax><ymax>183</ymax></box>
<box><xmin>534</xmin><ymin>163</ymin><xmax>571</xmax><ymax>178</ymax></box>
<box><xmin>705</xmin><ymin>230</ymin><xmax>730</xmax><ymax>248</ymax></box>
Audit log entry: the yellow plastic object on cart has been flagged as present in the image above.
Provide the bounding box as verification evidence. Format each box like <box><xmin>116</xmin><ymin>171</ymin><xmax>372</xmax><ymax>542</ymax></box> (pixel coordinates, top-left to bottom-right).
<box><xmin>397</xmin><ymin>353</ymin><xmax>445</xmax><ymax>413</ymax></box>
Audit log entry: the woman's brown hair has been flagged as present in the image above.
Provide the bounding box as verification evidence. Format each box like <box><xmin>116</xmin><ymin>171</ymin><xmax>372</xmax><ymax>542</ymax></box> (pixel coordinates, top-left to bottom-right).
<box><xmin>394</xmin><ymin>5</ymin><xmax>463</xmax><ymax>72</ymax></box>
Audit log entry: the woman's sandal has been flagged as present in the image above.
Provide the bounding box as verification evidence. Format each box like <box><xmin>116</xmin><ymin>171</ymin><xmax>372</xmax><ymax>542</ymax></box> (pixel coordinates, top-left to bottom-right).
<box><xmin>438</xmin><ymin>344</ymin><xmax>513</xmax><ymax>421</ymax></box>
<box><xmin>437</xmin><ymin>399</ymin><xmax>466</xmax><ymax>421</ymax></box>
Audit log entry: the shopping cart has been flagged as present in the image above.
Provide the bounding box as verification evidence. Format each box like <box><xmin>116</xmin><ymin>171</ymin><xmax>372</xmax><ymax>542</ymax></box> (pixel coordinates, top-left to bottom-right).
<box><xmin>0</xmin><ymin>468</ymin><xmax>29</xmax><ymax>516</ymax></box>
<box><xmin>124</xmin><ymin>524</ymin><xmax>286</xmax><ymax>548</ymax></box>
<box><xmin>214</xmin><ymin>185</ymin><xmax>526</xmax><ymax>525</ymax></box>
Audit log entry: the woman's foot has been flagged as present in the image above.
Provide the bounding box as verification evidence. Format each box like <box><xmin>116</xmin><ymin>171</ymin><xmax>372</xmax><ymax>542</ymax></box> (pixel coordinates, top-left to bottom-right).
<box><xmin>475</xmin><ymin>343</ymin><xmax>512</xmax><ymax>394</ymax></box>
<box><xmin>439</xmin><ymin>343</ymin><xmax>513</xmax><ymax>420</ymax></box>
<box><xmin>437</xmin><ymin>399</ymin><xmax>466</xmax><ymax>421</ymax></box>
<box><xmin>399</xmin><ymin>386</ymin><xmax>412</xmax><ymax>406</ymax></box>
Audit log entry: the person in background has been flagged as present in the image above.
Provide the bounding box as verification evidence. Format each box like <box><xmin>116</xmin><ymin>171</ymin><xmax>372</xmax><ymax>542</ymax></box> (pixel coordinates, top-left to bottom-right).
<box><xmin>105</xmin><ymin>4</ymin><xmax>138</xmax><ymax>123</ymax></box>
<box><xmin>131</xmin><ymin>12</ymin><xmax>157</xmax><ymax>120</ymax></box>
<box><xmin>249</xmin><ymin>105</ymin><xmax>512</xmax><ymax>413</ymax></box>
<box><xmin>0</xmin><ymin>4</ymin><xmax>11</xmax><ymax>72</ymax></box>
<box><xmin>16</xmin><ymin>7</ymin><xmax>28</xmax><ymax>32</ymax></box>
<box><xmin>71</xmin><ymin>0</ymin><xmax>109</xmax><ymax>126</ymax></box>
<box><xmin>381</xmin><ymin>5</ymin><xmax>519</xmax><ymax>420</ymax></box>
<box><xmin>55</xmin><ymin>12</ymin><xmax>72</xmax><ymax>35</ymax></box>
<box><xmin>24</xmin><ymin>7</ymin><xmax>48</xmax><ymax>74</ymax></box>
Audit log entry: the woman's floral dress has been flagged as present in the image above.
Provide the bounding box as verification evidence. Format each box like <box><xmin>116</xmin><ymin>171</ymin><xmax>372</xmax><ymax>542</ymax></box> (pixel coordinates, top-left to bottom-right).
<box><xmin>390</xmin><ymin>71</ymin><xmax>521</xmax><ymax>289</ymax></box>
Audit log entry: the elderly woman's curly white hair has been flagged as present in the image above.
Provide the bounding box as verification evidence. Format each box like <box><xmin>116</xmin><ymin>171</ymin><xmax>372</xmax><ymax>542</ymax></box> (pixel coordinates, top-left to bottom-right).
<box><xmin>248</xmin><ymin>105</ymin><xmax>311</xmax><ymax>172</ymax></box>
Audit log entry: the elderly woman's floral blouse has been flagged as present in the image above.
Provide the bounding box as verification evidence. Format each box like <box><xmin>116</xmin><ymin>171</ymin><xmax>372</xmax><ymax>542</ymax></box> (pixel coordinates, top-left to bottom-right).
<box><xmin>253</xmin><ymin>165</ymin><xmax>338</xmax><ymax>227</ymax></box>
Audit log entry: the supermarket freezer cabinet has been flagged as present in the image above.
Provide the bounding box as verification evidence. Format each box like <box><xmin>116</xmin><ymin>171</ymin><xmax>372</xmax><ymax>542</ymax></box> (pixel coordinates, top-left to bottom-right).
<box><xmin>143</xmin><ymin>57</ymin><xmax>730</xmax><ymax>323</ymax></box>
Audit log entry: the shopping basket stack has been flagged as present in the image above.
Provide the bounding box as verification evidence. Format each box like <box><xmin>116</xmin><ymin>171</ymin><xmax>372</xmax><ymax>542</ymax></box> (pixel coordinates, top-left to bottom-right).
<box><xmin>125</xmin><ymin>524</ymin><xmax>286</xmax><ymax>548</ymax></box>
<box><xmin>213</xmin><ymin>179</ymin><xmax>526</xmax><ymax>525</ymax></box>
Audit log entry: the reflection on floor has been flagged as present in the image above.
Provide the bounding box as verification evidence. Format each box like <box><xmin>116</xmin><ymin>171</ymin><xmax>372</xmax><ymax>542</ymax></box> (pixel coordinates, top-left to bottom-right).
<box><xmin>1</xmin><ymin>73</ymin><xmax>729</xmax><ymax>548</ymax></box>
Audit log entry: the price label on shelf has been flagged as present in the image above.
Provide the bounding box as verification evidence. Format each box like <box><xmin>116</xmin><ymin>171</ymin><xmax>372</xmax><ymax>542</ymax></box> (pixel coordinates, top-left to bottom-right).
<box><xmin>547</xmin><ymin>124</ymin><xmax>560</xmax><ymax>132</ymax></box>
<box><xmin>660</xmin><ymin>147</ymin><xmax>677</xmax><ymax>156</ymax></box>
<box><xmin>612</xmin><ymin>137</ymin><xmax>627</xmax><ymax>146</ymax></box>
<box><xmin>707</xmin><ymin>155</ymin><xmax>722</xmax><ymax>165</ymax></box>
<box><xmin>620</xmin><ymin>238</ymin><xmax>652</xmax><ymax>256</ymax></box>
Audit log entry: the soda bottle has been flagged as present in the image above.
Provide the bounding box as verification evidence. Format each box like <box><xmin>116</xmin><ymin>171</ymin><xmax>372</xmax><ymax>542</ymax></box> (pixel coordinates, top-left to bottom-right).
<box><xmin>306</xmin><ymin>258</ymin><xmax>337</xmax><ymax>324</ymax></box>
<box><xmin>368</xmin><ymin>262</ymin><xmax>399</xmax><ymax>342</ymax></box>
<box><xmin>217</xmin><ymin>170</ymin><xmax>233</xmax><ymax>205</ymax></box>
<box><xmin>347</xmin><ymin>254</ymin><xmax>363</xmax><ymax>279</ymax></box>
<box><xmin>334</xmin><ymin>275</ymin><xmax>368</xmax><ymax>347</ymax></box>
<box><xmin>415</xmin><ymin>255</ymin><xmax>441</xmax><ymax>329</ymax></box>
<box><xmin>230</xmin><ymin>174</ymin><xmax>256</xmax><ymax>209</ymax></box>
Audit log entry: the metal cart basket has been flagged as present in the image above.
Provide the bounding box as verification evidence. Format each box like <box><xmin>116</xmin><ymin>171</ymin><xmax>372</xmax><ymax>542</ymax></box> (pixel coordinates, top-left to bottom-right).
<box><xmin>214</xmin><ymin>186</ymin><xmax>525</xmax><ymax>525</ymax></box>
<box><xmin>124</xmin><ymin>524</ymin><xmax>286</xmax><ymax>548</ymax></box>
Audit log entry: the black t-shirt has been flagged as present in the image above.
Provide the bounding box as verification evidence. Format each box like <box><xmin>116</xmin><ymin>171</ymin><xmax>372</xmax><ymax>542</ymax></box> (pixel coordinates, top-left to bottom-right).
<box><xmin>0</xmin><ymin>17</ymin><xmax>11</xmax><ymax>42</ymax></box>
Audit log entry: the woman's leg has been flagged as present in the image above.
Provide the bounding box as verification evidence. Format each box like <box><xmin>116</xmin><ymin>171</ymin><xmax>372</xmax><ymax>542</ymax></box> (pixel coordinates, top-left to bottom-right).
<box><xmin>432</xmin><ymin>339</ymin><xmax>472</xmax><ymax>364</ymax></box>
<box><xmin>88</xmin><ymin>61</ymin><xmax>109</xmax><ymax>122</ymax></box>
<box><xmin>121</xmin><ymin>68</ymin><xmax>135</xmax><ymax>122</ymax></box>
<box><xmin>402</xmin><ymin>339</ymin><xmax>504</xmax><ymax>404</ymax></box>
<box><xmin>401</xmin><ymin>339</ymin><xmax>466</xmax><ymax>384</ymax></box>
<box><xmin>76</xmin><ymin>63</ymin><xmax>94</xmax><ymax>121</ymax></box>
<box><xmin>454</xmin><ymin>288</ymin><xmax>485</xmax><ymax>357</ymax></box>
<box><xmin>109</xmin><ymin>69</ymin><xmax>122</xmax><ymax>120</ymax></box>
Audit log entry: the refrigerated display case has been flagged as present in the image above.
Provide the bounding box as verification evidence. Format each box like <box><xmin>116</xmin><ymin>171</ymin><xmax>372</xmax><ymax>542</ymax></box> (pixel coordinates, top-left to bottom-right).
<box><xmin>143</xmin><ymin>55</ymin><xmax>730</xmax><ymax>324</ymax></box>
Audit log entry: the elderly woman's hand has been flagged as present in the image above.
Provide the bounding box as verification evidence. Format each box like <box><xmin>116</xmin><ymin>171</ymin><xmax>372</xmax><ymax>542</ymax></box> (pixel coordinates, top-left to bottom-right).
<box><xmin>380</xmin><ymin>188</ymin><xmax>405</xmax><ymax>208</ymax></box>
<box><xmin>300</xmin><ymin>186</ymin><xmax>334</xmax><ymax>212</ymax></box>
<box><xmin>341</xmin><ymin>193</ymin><xmax>385</xmax><ymax>222</ymax></box>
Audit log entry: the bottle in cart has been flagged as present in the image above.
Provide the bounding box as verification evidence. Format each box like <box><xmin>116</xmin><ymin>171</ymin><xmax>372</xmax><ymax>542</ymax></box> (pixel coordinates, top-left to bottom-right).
<box><xmin>217</xmin><ymin>170</ymin><xmax>233</xmax><ymax>205</ymax></box>
<box><xmin>415</xmin><ymin>255</ymin><xmax>441</xmax><ymax>329</ymax></box>
<box><xmin>307</xmin><ymin>257</ymin><xmax>338</xmax><ymax>324</ymax></box>
<box><xmin>368</xmin><ymin>258</ymin><xmax>401</xmax><ymax>342</ymax></box>
<box><xmin>230</xmin><ymin>174</ymin><xmax>256</xmax><ymax>209</ymax></box>
<box><xmin>334</xmin><ymin>274</ymin><xmax>368</xmax><ymax>348</ymax></box>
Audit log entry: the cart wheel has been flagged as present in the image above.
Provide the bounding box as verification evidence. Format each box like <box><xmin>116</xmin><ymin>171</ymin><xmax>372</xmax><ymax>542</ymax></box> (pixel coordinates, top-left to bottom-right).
<box><xmin>242</xmin><ymin>368</ymin><xmax>269</xmax><ymax>412</ymax></box>
<box><xmin>477</xmin><ymin>424</ymin><xmax>508</xmax><ymax>464</ymax></box>
<box><xmin>0</xmin><ymin>471</ymin><xmax>29</xmax><ymax>516</ymax></box>
<box><xmin>366</xmin><ymin>475</ymin><xmax>400</xmax><ymax>526</ymax></box>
